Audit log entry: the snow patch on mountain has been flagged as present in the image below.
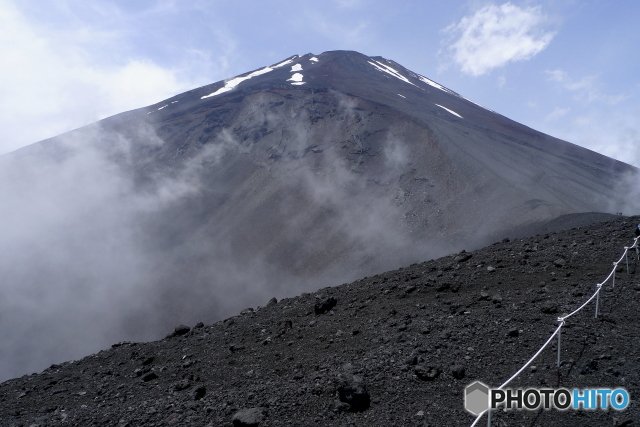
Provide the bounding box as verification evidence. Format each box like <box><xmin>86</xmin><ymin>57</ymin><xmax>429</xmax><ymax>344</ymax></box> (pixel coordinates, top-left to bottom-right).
<box><xmin>288</xmin><ymin>73</ymin><xmax>305</xmax><ymax>85</ymax></box>
<box><xmin>416</xmin><ymin>74</ymin><xmax>495</xmax><ymax>113</ymax></box>
<box><xmin>291</xmin><ymin>64</ymin><xmax>303</xmax><ymax>72</ymax></box>
<box><xmin>310</xmin><ymin>57</ymin><xmax>319</xmax><ymax>62</ymax></box>
<box><xmin>288</xmin><ymin>73</ymin><xmax>303</xmax><ymax>82</ymax></box>
<box><xmin>273</xmin><ymin>56</ymin><xmax>298</xmax><ymax>68</ymax></box>
<box><xmin>417</xmin><ymin>75</ymin><xmax>455</xmax><ymax>95</ymax></box>
<box><xmin>368</xmin><ymin>60</ymin><xmax>417</xmax><ymax>87</ymax></box>
<box><xmin>201</xmin><ymin>67</ymin><xmax>274</xmax><ymax>99</ymax></box>
<box><xmin>435</xmin><ymin>104</ymin><xmax>463</xmax><ymax>118</ymax></box>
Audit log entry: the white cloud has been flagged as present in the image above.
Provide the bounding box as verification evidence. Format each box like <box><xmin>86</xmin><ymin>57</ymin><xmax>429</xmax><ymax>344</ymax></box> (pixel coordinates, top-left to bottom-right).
<box><xmin>545</xmin><ymin>69</ymin><xmax>629</xmax><ymax>105</ymax></box>
<box><xmin>0</xmin><ymin>0</ymin><xmax>220</xmax><ymax>155</ymax></box>
<box><xmin>497</xmin><ymin>75</ymin><xmax>507</xmax><ymax>89</ymax></box>
<box><xmin>545</xmin><ymin>106</ymin><xmax>571</xmax><ymax>121</ymax></box>
<box><xmin>333</xmin><ymin>0</ymin><xmax>363</xmax><ymax>8</ymax></box>
<box><xmin>442</xmin><ymin>2</ymin><xmax>555</xmax><ymax>76</ymax></box>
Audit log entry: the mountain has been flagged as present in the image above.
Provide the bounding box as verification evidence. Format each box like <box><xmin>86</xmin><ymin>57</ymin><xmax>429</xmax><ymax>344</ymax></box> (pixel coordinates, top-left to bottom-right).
<box><xmin>0</xmin><ymin>50</ymin><xmax>637</xmax><ymax>382</ymax></box>
<box><xmin>2</xmin><ymin>215</ymin><xmax>639</xmax><ymax>426</ymax></box>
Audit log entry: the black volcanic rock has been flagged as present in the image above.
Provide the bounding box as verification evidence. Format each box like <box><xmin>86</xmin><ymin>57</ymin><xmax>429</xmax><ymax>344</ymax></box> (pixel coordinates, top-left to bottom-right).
<box><xmin>1</xmin><ymin>216</ymin><xmax>640</xmax><ymax>425</ymax></box>
<box><xmin>0</xmin><ymin>49</ymin><xmax>638</xmax><ymax>384</ymax></box>
<box><xmin>315</xmin><ymin>296</ymin><xmax>337</xmax><ymax>314</ymax></box>
<box><xmin>336</xmin><ymin>372</ymin><xmax>371</xmax><ymax>412</ymax></box>
<box><xmin>169</xmin><ymin>324</ymin><xmax>191</xmax><ymax>337</ymax></box>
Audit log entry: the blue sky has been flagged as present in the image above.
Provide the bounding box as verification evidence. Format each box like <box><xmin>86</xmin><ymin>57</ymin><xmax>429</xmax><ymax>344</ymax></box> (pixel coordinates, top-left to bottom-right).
<box><xmin>1</xmin><ymin>0</ymin><xmax>639</xmax><ymax>167</ymax></box>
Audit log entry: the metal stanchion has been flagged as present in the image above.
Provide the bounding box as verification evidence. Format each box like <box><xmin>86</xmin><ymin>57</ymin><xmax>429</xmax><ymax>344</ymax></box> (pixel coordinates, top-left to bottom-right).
<box><xmin>557</xmin><ymin>325</ymin><xmax>562</xmax><ymax>367</ymax></box>
<box><xmin>626</xmin><ymin>251</ymin><xmax>629</xmax><ymax>274</ymax></box>
<box><xmin>613</xmin><ymin>263</ymin><xmax>616</xmax><ymax>288</ymax></box>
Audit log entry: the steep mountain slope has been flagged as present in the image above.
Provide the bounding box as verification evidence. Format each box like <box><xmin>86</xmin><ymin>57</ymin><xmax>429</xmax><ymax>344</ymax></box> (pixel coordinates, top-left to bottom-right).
<box><xmin>2</xmin><ymin>216</ymin><xmax>639</xmax><ymax>426</ymax></box>
<box><xmin>0</xmin><ymin>50</ymin><xmax>637</xmax><ymax>382</ymax></box>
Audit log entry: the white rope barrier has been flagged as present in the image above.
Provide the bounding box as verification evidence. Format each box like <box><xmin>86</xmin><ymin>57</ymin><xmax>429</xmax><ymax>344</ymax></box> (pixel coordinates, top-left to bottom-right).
<box><xmin>469</xmin><ymin>235</ymin><xmax>640</xmax><ymax>427</ymax></box>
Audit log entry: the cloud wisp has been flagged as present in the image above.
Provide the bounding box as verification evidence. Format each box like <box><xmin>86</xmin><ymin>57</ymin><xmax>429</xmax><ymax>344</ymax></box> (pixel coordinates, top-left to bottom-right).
<box><xmin>545</xmin><ymin>69</ymin><xmax>629</xmax><ymax>105</ymax></box>
<box><xmin>442</xmin><ymin>2</ymin><xmax>555</xmax><ymax>76</ymax></box>
<box><xmin>0</xmin><ymin>0</ymin><xmax>226</xmax><ymax>155</ymax></box>
<box><xmin>0</xmin><ymin>90</ymin><xmax>452</xmax><ymax>382</ymax></box>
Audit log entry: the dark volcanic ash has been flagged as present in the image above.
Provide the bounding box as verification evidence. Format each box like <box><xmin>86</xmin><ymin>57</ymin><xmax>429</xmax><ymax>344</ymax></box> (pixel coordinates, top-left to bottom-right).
<box><xmin>1</xmin><ymin>215</ymin><xmax>639</xmax><ymax>426</ymax></box>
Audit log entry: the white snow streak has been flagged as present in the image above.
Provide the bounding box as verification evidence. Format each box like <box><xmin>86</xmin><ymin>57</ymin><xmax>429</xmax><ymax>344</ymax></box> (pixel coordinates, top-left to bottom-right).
<box><xmin>273</xmin><ymin>56</ymin><xmax>298</xmax><ymax>68</ymax></box>
<box><xmin>291</xmin><ymin>64</ymin><xmax>303</xmax><ymax>72</ymax></box>
<box><xmin>398</xmin><ymin>94</ymin><xmax>405</xmax><ymax>98</ymax></box>
<box><xmin>368</xmin><ymin>60</ymin><xmax>417</xmax><ymax>87</ymax></box>
<box><xmin>417</xmin><ymin>74</ymin><xmax>495</xmax><ymax>113</ymax></box>
<box><xmin>157</xmin><ymin>104</ymin><xmax>168</xmax><ymax>110</ymax></box>
<box><xmin>310</xmin><ymin>57</ymin><xmax>319</xmax><ymax>62</ymax></box>
<box><xmin>201</xmin><ymin>66</ymin><xmax>274</xmax><ymax>99</ymax></box>
<box><xmin>435</xmin><ymin>104</ymin><xmax>463</xmax><ymax>118</ymax></box>
<box><xmin>291</xmin><ymin>82</ymin><xmax>306</xmax><ymax>86</ymax></box>
<box><xmin>417</xmin><ymin>75</ymin><xmax>456</xmax><ymax>95</ymax></box>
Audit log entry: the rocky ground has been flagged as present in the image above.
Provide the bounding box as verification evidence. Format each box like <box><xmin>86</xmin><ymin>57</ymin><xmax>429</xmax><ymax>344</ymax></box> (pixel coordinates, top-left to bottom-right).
<box><xmin>1</xmin><ymin>215</ymin><xmax>640</xmax><ymax>427</ymax></box>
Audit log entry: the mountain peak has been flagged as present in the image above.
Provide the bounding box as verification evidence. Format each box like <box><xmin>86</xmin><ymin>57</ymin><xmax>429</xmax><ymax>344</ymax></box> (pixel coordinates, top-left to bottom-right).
<box><xmin>0</xmin><ymin>48</ymin><xmax>636</xmax><ymax>383</ymax></box>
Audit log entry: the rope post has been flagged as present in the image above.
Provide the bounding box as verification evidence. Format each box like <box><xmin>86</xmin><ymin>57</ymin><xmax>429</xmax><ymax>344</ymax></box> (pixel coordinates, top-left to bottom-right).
<box><xmin>487</xmin><ymin>408</ymin><xmax>491</xmax><ymax>427</ymax></box>
<box><xmin>612</xmin><ymin>262</ymin><xmax>616</xmax><ymax>288</ymax></box>
<box><xmin>624</xmin><ymin>251</ymin><xmax>629</xmax><ymax>274</ymax></box>
<box><xmin>594</xmin><ymin>286</ymin><xmax>601</xmax><ymax>318</ymax></box>
<box><xmin>557</xmin><ymin>319</ymin><xmax>563</xmax><ymax>367</ymax></box>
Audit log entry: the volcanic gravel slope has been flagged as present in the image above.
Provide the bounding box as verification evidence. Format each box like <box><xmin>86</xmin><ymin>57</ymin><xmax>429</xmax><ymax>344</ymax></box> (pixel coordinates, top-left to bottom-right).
<box><xmin>2</xmin><ymin>215</ymin><xmax>640</xmax><ymax>427</ymax></box>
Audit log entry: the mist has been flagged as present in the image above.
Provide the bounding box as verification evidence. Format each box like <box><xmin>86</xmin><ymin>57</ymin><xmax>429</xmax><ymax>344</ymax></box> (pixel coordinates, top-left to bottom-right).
<box><xmin>0</xmin><ymin>94</ymin><xmax>453</xmax><ymax>382</ymax></box>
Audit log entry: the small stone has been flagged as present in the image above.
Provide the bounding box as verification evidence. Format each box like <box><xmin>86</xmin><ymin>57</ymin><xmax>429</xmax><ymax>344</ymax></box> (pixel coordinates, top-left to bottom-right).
<box><xmin>315</xmin><ymin>297</ymin><xmax>337</xmax><ymax>315</ymax></box>
<box><xmin>487</xmin><ymin>266</ymin><xmax>496</xmax><ymax>272</ymax></box>
<box><xmin>267</xmin><ymin>297</ymin><xmax>278</xmax><ymax>306</ymax></box>
<box><xmin>541</xmin><ymin>302</ymin><xmax>558</xmax><ymax>314</ymax></box>
<box><xmin>507</xmin><ymin>328</ymin><xmax>519</xmax><ymax>337</ymax></box>
<box><xmin>173</xmin><ymin>379</ymin><xmax>191</xmax><ymax>391</ymax></box>
<box><xmin>169</xmin><ymin>325</ymin><xmax>191</xmax><ymax>337</ymax></box>
<box><xmin>232</xmin><ymin>407</ymin><xmax>265</xmax><ymax>427</ymax></box>
<box><xmin>334</xmin><ymin>400</ymin><xmax>351</xmax><ymax>413</ymax></box>
<box><xmin>451</xmin><ymin>365</ymin><xmax>465</xmax><ymax>379</ymax></box>
<box><xmin>415</xmin><ymin>365</ymin><xmax>441</xmax><ymax>381</ymax></box>
<box><xmin>336</xmin><ymin>372</ymin><xmax>370</xmax><ymax>411</ymax></box>
<box><xmin>193</xmin><ymin>385</ymin><xmax>206</xmax><ymax>400</ymax></box>
<box><xmin>406</xmin><ymin>355</ymin><xmax>418</xmax><ymax>366</ymax></box>
<box><xmin>454</xmin><ymin>252</ymin><xmax>472</xmax><ymax>263</ymax></box>
<box><xmin>553</xmin><ymin>258</ymin><xmax>566</xmax><ymax>267</ymax></box>
<box><xmin>142</xmin><ymin>372</ymin><xmax>158</xmax><ymax>382</ymax></box>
